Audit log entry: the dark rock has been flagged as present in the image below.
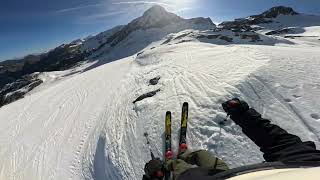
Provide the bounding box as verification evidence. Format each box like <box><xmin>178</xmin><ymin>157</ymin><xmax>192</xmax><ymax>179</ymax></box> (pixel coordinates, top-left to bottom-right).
<box><xmin>149</xmin><ymin>76</ymin><xmax>160</xmax><ymax>85</ymax></box>
<box><xmin>0</xmin><ymin>43</ymin><xmax>88</xmax><ymax>92</ymax></box>
<box><xmin>196</xmin><ymin>34</ymin><xmax>206</xmax><ymax>39</ymax></box>
<box><xmin>284</xmin><ymin>36</ymin><xmax>297</xmax><ymax>39</ymax></box>
<box><xmin>219</xmin><ymin>36</ymin><xmax>233</xmax><ymax>42</ymax></box>
<box><xmin>266</xmin><ymin>28</ymin><xmax>295</xmax><ymax>35</ymax></box>
<box><xmin>27</xmin><ymin>79</ymin><xmax>43</xmax><ymax>91</ymax></box>
<box><xmin>207</xmin><ymin>35</ymin><xmax>220</xmax><ymax>39</ymax></box>
<box><xmin>137</xmin><ymin>51</ymin><xmax>144</xmax><ymax>56</ymax></box>
<box><xmin>0</xmin><ymin>80</ymin><xmax>29</xmax><ymax>94</ymax></box>
<box><xmin>212</xmin><ymin>28</ymin><xmax>223</xmax><ymax>32</ymax></box>
<box><xmin>0</xmin><ymin>74</ymin><xmax>43</xmax><ymax>107</ymax></box>
<box><xmin>219</xmin><ymin>21</ymin><xmax>255</xmax><ymax>32</ymax></box>
<box><xmin>174</xmin><ymin>32</ymin><xmax>192</xmax><ymax>40</ymax></box>
<box><xmin>2</xmin><ymin>91</ymin><xmax>25</xmax><ymax>106</ymax></box>
<box><xmin>196</xmin><ymin>34</ymin><xmax>219</xmax><ymax>40</ymax></box>
<box><xmin>240</xmin><ymin>34</ymin><xmax>261</xmax><ymax>42</ymax></box>
<box><xmin>219</xmin><ymin>6</ymin><xmax>298</xmax><ymax>32</ymax></box>
<box><xmin>175</xmin><ymin>39</ymin><xmax>192</xmax><ymax>44</ymax></box>
<box><xmin>0</xmin><ymin>41</ymin><xmax>86</xmax><ymax>107</ymax></box>
<box><xmin>261</xmin><ymin>6</ymin><xmax>298</xmax><ymax>18</ymax></box>
<box><xmin>161</xmin><ymin>37</ymin><xmax>173</xmax><ymax>45</ymax></box>
<box><xmin>196</xmin><ymin>34</ymin><xmax>233</xmax><ymax>42</ymax></box>
<box><xmin>133</xmin><ymin>89</ymin><xmax>160</xmax><ymax>103</ymax></box>
<box><xmin>284</xmin><ymin>35</ymin><xmax>317</xmax><ymax>39</ymax></box>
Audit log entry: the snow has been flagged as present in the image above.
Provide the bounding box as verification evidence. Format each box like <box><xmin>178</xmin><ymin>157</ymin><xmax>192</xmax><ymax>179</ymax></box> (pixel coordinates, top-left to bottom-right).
<box><xmin>80</xmin><ymin>26</ymin><xmax>124</xmax><ymax>52</ymax></box>
<box><xmin>257</xmin><ymin>14</ymin><xmax>320</xmax><ymax>38</ymax></box>
<box><xmin>90</xmin><ymin>20</ymin><xmax>214</xmax><ymax>62</ymax></box>
<box><xmin>1</xmin><ymin>13</ymin><xmax>320</xmax><ymax>180</ymax></box>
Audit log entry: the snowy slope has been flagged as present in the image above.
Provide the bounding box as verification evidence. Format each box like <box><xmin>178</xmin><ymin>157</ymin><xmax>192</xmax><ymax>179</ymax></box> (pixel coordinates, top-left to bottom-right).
<box><xmin>256</xmin><ymin>14</ymin><xmax>320</xmax><ymax>45</ymax></box>
<box><xmin>80</xmin><ymin>26</ymin><xmax>125</xmax><ymax>52</ymax></box>
<box><xmin>1</xmin><ymin>37</ymin><xmax>320</xmax><ymax>180</ymax></box>
<box><xmin>1</xmin><ymin>6</ymin><xmax>320</xmax><ymax>180</ymax></box>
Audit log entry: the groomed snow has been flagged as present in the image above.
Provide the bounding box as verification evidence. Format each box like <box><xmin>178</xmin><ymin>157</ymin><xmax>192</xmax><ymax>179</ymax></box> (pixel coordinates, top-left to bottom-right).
<box><xmin>1</xmin><ymin>14</ymin><xmax>320</xmax><ymax>180</ymax></box>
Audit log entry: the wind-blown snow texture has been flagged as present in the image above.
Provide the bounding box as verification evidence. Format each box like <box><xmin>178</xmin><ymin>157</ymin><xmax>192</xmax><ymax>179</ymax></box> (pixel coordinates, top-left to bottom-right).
<box><xmin>1</xmin><ymin>8</ymin><xmax>320</xmax><ymax>180</ymax></box>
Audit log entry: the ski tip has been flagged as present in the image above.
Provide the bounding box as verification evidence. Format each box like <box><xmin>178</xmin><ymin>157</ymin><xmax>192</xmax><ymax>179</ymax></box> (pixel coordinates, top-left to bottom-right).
<box><xmin>183</xmin><ymin>102</ymin><xmax>188</xmax><ymax>106</ymax></box>
<box><xmin>166</xmin><ymin>111</ymin><xmax>171</xmax><ymax>114</ymax></box>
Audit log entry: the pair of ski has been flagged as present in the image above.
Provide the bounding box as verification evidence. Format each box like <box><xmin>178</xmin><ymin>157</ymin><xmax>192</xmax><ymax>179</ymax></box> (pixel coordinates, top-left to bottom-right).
<box><xmin>164</xmin><ymin>102</ymin><xmax>188</xmax><ymax>180</ymax></box>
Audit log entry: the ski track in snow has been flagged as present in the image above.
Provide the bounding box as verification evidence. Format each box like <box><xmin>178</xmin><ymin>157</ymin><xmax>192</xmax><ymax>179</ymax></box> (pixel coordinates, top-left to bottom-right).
<box><xmin>1</xmin><ymin>41</ymin><xmax>320</xmax><ymax>180</ymax></box>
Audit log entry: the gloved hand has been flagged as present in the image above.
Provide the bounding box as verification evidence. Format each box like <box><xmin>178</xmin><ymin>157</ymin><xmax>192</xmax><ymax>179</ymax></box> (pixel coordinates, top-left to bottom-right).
<box><xmin>144</xmin><ymin>158</ymin><xmax>164</xmax><ymax>180</ymax></box>
<box><xmin>222</xmin><ymin>98</ymin><xmax>249</xmax><ymax>117</ymax></box>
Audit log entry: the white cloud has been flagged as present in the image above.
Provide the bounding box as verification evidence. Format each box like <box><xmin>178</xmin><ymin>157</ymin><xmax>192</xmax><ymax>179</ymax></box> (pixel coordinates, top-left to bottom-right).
<box><xmin>55</xmin><ymin>3</ymin><xmax>105</xmax><ymax>13</ymax></box>
<box><xmin>81</xmin><ymin>11</ymin><xmax>127</xmax><ymax>21</ymax></box>
<box><xmin>56</xmin><ymin>0</ymin><xmax>195</xmax><ymax>25</ymax></box>
<box><xmin>111</xmin><ymin>1</ymin><xmax>170</xmax><ymax>6</ymax></box>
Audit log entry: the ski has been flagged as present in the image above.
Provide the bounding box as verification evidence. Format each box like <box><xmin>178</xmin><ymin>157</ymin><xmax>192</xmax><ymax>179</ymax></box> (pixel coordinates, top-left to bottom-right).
<box><xmin>164</xmin><ymin>111</ymin><xmax>172</xmax><ymax>180</ymax></box>
<box><xmin>179</xmin><ymin>102</ymin><xmax>188</xmax><ymax>155</ymax></box>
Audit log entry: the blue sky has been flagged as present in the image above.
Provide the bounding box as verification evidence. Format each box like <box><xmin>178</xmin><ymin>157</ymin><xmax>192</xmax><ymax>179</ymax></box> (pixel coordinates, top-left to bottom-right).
<box><xmin>1</xmin><ymin>0</ymin><xmax>320</xmax><ymax>61</ymax></box>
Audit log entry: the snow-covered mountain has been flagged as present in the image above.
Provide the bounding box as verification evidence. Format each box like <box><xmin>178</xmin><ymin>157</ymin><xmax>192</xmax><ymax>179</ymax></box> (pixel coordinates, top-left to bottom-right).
<box><xmin>0</xmin><ymin>5</ymin><xmax>214</xmax><ymax>107</ymax></box>
<box><xmin>0</xmin><ymin>5</ymin><xmax>320</xmax><ymax>180</ymax></box>
<box><xmin>80</xmin><ymin>25</ymin><xmax>125</xmax><ymax>52</ymax></box>
<box><xmin>82</xmin><ymin>5</ymin><xmax>215</xmax><ymax>63</ymax></box>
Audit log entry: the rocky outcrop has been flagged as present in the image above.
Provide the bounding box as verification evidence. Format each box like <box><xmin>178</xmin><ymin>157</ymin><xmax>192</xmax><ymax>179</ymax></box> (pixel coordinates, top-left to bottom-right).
<box><xmin>265</xmin><ymin>28</ymin><xmax>296</xmax><ymax>35</ymax></box>
<box><xmin>219</xmin><ymin>21</ymin><xmax>256</xmax><ymax>32</ymax></box>
<box><xmin>149</xmin><ymin>76</ymin><xmax>160</xmax><ymax>85</ymax></box>
<box><xmin>0</xmin><ymin>74</ymin><xmax>43</xmax><ymax>107</ymax></box>
<box><xmin>133</xmin><ymin>89</ymin><xmax>160</xmax><ymax>103</ymax></box>
<box><xmin>219</xmin><ymin>36</ymin><xmax>233</xmax><ymax>42</ymax></box>
<box><xmin>240</xmin><ymin>34</ymin><xmax>261</xmax><ymax>42</ymax></box>
<box><xmin>0</xmin><ymin>43</ymin><xmax>88</xmax><ymax>90</ymax></box>
<box><xmin>206</xmin><ymin>35</ymin><xmax>220</xmax><ymax>39</ymax></box>
<box><xmin>219</xmin><ymin>6</ymin><xmax>298</xmax><ymax>32</ymax></box>
<box><xmin>0</xmin><ymin>42</ymin><xmax>88</xmax><ymax>107</ymax></box>
<box><xmin>174</xmin><ymin>32</ymin><xmax>193</xmax><ymax>40</ymax></box>
<box><xmin>196</xmin><ymin>34</ymin><xmax>233</xmax><ymax>42</ymax></box>
<box><xmin>261</xmin><ymin>6</ymin><xmax>298</xmax><ymax>18</ymax></box>
<box><xmin>161</xmin><ymin>37</ymin><xmax>174</xmax><ymax>45</ymax></box>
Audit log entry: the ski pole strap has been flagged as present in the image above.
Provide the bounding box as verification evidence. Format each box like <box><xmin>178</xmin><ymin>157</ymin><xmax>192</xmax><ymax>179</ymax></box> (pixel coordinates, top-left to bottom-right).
<box><xmin>213</xmin><ymin>157</ymin><xmax>218</xmax><ymax>169</ymax></box>
<box><xmin>151</xmin><ymin>151</ymin><xmax>155</xmax><ymax>160</ymax></box>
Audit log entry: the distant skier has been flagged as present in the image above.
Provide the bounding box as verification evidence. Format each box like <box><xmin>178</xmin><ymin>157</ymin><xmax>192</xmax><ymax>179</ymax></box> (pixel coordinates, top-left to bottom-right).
<box><xmin>142</xmin><ymin>98</ymin><xmax>320</xmax><ymax>180</ymax></box>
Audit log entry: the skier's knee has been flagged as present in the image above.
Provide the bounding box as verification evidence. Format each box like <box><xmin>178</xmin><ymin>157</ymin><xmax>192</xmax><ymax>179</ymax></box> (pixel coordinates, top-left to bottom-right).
<box><xmin>185</xmin><ymin>150</ymin><xmax>229</xmax><ymax>170</ymax></box>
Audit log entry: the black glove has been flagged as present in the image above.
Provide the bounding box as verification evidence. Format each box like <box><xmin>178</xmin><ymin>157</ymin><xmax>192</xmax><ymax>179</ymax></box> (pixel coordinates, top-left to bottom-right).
<box><xmin>144</xmin><ymin>158</ymin><xmax>164</xmax><ymax>180</ymax></box>
<box><xmin>222</xmin><ymin>98</ymin><xmax>249</xmax><ymax>117</ymax></box>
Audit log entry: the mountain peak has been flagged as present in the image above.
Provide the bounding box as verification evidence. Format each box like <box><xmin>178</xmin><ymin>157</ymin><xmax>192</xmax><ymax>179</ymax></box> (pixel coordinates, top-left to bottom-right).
<box><xmin>262</xmin><ymin>6</ymin><xmax>299</xmax><ymax>18</ymax></box>
<box><xmin>143</xmin><ymin>5</ymin><xmax>167</xmax><ymax>16</ymax></box>
<box><xmin>104</xmin><ymin>5</ymin><xmax>183</xmax><ymax>47</ymax></box>
<box><xmin>137</xmin><ymin>5</ymin><xmax>183</xmax><ymax>28</ymax></box>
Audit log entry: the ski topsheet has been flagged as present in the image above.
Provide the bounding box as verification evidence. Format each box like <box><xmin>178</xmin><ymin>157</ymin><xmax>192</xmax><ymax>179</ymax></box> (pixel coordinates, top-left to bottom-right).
<box><xmin>179</xmin><ymin>102</ymin><xmax>188</xmax><ymax>154</ymax></box>
<box><xmin>164</xmin><ymin>111</ymin><xmax>172</xmax><ymax>180</ymax></box>
<box><xmin>164</xmin><ymin>103</ymin><xmax>188</xmax><ymax>179</ymax></box>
